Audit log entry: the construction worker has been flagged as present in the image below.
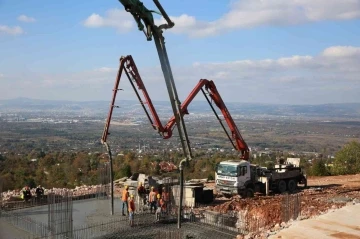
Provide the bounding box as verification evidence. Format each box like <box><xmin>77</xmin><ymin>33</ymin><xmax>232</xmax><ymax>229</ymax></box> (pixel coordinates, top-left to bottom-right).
<box><xmin>161</xmin><ymin>187</ymin><xmax>170</xmax><ymax>213</ymax></box>
<box><xmin>122</xmin><ymin>185</ymin><xmax>130</xmax><ymax>216</ymax></box>
<box><xmin>155</xmin><ymin>193</ymin><xmax>166</xmax><ymax>222</ymax></box>
<box><xmin>36</xmin><ymin>185</ymin><xmax>44</xmax><ymax>201</ymax></box>
<box><xmin>137</xmin><ymin>182</ymin><xmax>146</xmax><ymax>210</ymax></box>
<box><xmin>128</xmin><ymin>194</ymin><xmax>135</xmax><ymax>227</ymax></box>
<box><xmin>148</xmin><ymin>186</ymin><xmax>157</xmax><ymax>214</ymax></box>
<box><xmin>22</xmin><ymin>186</ymin><xmax>32</xmax><ymax>202</ymax></box>
<box><xmin>155</xmin><ymin>193</ymin><xmax>162</xmax><ymax>222</ymax></box>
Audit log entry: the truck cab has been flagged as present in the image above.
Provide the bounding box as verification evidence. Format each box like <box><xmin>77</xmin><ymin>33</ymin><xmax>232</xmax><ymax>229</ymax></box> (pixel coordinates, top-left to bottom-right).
<box><xmin>215</xmin><ymin>160</ymin><xmax>253</xmax><ymax>198</ymax></box>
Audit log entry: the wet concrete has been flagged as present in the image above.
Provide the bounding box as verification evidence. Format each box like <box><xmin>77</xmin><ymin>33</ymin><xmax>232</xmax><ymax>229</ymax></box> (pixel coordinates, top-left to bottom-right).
<box><xmin>269</xmin><ymin>203</ymin><xmax>360</xmax><ymax>239</ymax></box>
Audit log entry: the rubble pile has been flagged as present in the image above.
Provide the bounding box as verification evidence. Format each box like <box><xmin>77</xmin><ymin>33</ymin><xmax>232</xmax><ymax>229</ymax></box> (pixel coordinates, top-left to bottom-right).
<box><xmin>1</xmin><ymin>185</ymin><xmax>105</xmax><ymax>202</ymax></box>
<box><xmin>203</xmin><ymin>174</ymin><xmax>360</xmax><ymax>238</ymax></box>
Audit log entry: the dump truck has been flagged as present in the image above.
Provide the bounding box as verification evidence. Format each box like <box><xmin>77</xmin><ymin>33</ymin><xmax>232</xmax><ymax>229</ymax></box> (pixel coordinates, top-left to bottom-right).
<box><xmin>215</xmin><ymin>159</ymin><xmax>307</xmax><ymax>198</ymax></box>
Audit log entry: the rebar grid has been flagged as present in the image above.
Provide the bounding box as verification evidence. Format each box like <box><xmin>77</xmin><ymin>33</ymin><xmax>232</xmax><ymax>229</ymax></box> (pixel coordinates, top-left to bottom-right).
<box><xmin>97</xmin><ymin>163</ymin><xmax>110</xmax><ymax>200</ymax></box>
<box><xmin>48</xmin><ymin>191</ymin><xmax>73</xmax><ymax>239</ymax></box>
<box><xmin>281</xmin><ymin>193</ymin><xmax>301</xmax><ymax>222</ymax></box>
<box><xmin>1</xmin><ymin>183</ymin><xmax>302</xmax><ymax>239</ymax></box>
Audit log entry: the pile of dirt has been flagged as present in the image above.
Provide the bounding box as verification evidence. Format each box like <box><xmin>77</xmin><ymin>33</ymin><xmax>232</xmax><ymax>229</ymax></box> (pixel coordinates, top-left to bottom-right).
<box><xmin>201</xmin><ymin>174</ymin><xmax>360</xmax><ymax>238</ymax></box>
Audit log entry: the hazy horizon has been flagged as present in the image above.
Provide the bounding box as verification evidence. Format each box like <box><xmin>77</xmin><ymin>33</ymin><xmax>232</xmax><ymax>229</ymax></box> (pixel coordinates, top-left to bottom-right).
<box><xmin>1</xmin><ymin>96</ymin><xmax>360</xmax><ymax>106</ymax></box>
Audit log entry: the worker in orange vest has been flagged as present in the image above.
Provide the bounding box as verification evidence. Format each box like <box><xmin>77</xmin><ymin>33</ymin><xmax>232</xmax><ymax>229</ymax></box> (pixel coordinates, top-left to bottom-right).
<box><xmin>128</xmin><ymin>194</ymin><xmax>135</xmax><ymax>227</ymax></box>
<box><xmin>122</xmin><ymin>185</ymin><xmax>129</xmax><ymax>216</ymax></box>
<box><xmin>148</xmin><ymin>186</ymin><xmax>157</xmax><ymax>214</ymax></box>
<box><xmin>155</xmin><ymin>194</ymin><xmax>166</xmax><ymax>222</ymax></box>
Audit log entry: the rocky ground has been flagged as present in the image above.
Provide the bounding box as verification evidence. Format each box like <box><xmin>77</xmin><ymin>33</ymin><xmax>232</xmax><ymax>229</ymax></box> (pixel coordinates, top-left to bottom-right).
<box><xmin>203</xmin><ymin>174</ymin><xmax>360</xmax><ymax>238</ymax></box>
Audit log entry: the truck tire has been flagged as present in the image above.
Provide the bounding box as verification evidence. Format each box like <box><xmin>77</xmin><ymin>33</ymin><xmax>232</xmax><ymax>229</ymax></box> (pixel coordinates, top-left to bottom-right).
<box><xmin>223</xmin><ymin>193</ymin><xmax>232</xmax><ymax>199</ymax></box>
<box><xmin>278</xmin><ymin>180</ymin><xmax>287</xmax><ymax>193</ymax></box>
<box><xmin>288</xmin><ymin>179</ymin><xmax>297</xmax><ymax>192</ymax></box>
<box><xmin>245</xmin><ymin>188</ymin><xmax>254</xmax><ymax>198</ymax></box>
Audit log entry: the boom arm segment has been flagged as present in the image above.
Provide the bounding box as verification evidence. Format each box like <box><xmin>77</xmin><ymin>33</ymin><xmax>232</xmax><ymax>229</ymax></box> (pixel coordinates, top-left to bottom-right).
<box><xmin>164</xmin><ymin>79</ymin><xmax>250</xmax><ymax>160</ymax></box>
<box><xmin>101</xmin><ymin>55</ymin><xmax>171</xmax><ymax>144</ymax></box>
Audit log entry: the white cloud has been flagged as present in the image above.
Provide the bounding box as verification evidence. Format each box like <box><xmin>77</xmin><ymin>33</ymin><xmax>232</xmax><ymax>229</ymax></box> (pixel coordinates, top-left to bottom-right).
<box><xmin>0</xmin><ymin>25</ymin><xmax>24</xmax><ymax>35</ymax></box>
<box><xmin>322</xmin><ymin>46</ymin><xmax>360</xmax><ymax>57</ymax></box>
<box><xmin>17</xmin><ymin>15</ymin><xmax>36</xmax><ymax>23</ymax></box>
<box><xmin>83</xmin><ymin>1</ymin><xmax>360</xmax><ymax>37</ymax></box>
<box><xmin>83</xmin><ymin>8</ymin><xmax>134</xmax><ymax>32</ymax></box>
<box><xmin>2</xmin><ymin>46</ymin><xmax>360</xmax><ymax>104</ymax></box>
<box><xmin>155</xmin><ymin>0</ymin><xmax>360</xmax><ymax>37</ymax></box>
<box><xmin>95</xmin><ymin>67</ymin><xmax>117</xmax><ymax>73</ymax></box>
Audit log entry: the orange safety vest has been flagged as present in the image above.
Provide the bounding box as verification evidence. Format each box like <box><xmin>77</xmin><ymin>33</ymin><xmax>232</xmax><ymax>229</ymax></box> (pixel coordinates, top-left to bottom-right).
<box><xmin>160</xmin><ymin>199</ymin><xmax>166</xmax><ymax>209</ymax></box>
<box><xmin>129</xmin><ymin>199</ymin><xmax>135</xmax><ymax>212</ymax></box>
<box><xmin>149</xmin><ymin>191</ymin><xmax>156</xmax><ymax>202</ymax></box>
<box><xmin>122</xmin><ymin>189</ymin><xmax>129</xmax><ymax>201</ymax></box>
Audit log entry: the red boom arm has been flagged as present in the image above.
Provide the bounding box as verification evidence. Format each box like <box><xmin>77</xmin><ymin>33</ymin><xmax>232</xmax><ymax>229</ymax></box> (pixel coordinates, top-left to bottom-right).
<box><xmin>163</xmin><ymin>79</ymin><xmax>250</xmax><ymax>160</ymax></box>
<box><xmin>101</xmin><ymin>55</ymin><xmax>172</xmax><ymax>144</ymax></box>
<box><xmin>101</xmin><ymin>55</ymin><xmax>250</xmax><ymax>161</ymax></box>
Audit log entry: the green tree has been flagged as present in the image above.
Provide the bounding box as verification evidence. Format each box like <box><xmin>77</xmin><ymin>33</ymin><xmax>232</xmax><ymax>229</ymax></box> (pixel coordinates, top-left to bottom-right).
<box><xmin>332</xmin><ymin>140</ymin><xmax>360</xmax><ymax>175</ymax></box>
<box><xmin>153</xmin><ymin>162</ymin><xmax>161</xmax><ymax>175</ymax></box>
<box><xmin>120</xmin><ymin>164</ymin><xmax>132</xmax><ymax>178</ymax></box>
<box><xmin>311</xmin><ymin>159</ymin><xmax>330</xmax><ymax>176</ymax></box>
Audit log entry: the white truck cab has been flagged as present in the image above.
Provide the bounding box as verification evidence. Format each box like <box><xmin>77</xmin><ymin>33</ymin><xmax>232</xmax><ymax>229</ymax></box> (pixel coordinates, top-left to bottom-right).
<box><xmin>215</xmin><ymin>160</ymin><xmax>251</xmax><ymax>197</ymax></box>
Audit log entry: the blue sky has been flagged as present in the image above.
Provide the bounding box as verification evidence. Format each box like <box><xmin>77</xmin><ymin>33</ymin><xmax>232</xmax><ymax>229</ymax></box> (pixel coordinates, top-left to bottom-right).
<box><xmin>1</xmin><ymin>0</ymin><xmax>360</xmax><ymax>104</ymax></box>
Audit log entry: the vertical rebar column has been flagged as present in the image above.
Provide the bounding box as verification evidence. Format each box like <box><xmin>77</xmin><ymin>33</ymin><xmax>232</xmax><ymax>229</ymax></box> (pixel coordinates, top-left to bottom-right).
<box><xmin>104</xmin><ymin>142</ymin><xmax>114</xmax><ymax>215</ymax></box>
<box><xmin>48</xmin><ymin>193</ymin><xmax>55</xmax><ymax>239</ymax></box>
<box><xmin>0</xmin><ymin>179</ymin><xmax>2</xmax><ymax>217</ymax></box>
<box><xmin>64</xmin><ymin>191</ymin><xmax>73</xmax><ymax>239</ymax></box>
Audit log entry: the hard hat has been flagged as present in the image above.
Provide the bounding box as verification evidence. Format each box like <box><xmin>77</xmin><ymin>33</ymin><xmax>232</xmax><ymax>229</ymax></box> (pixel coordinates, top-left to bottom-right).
<box><xmin>139</xmin><ymin>182</ymin><xmax>142</xmax><ymax>186</ymax></box>
<box><xmin>130</xmin><ymin>194</ymin><xmax>134</xmax><ymax>198</ymax></box>
<box><xmin>125</xmin><ymin>185</ymin><xmax>129</xmax><ymax>189</ymax></box>
<box><xmin>157</xmin><ymin>194</ymin><xmax>161</xmax><ymax>199</ymax></box>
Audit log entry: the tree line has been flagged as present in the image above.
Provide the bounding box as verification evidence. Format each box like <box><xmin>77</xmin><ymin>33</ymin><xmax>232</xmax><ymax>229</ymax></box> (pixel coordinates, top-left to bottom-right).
<box><xmin>0</xmin><ymin>140</ymin><xmax>359</xmax><ymax>191</ymax></box>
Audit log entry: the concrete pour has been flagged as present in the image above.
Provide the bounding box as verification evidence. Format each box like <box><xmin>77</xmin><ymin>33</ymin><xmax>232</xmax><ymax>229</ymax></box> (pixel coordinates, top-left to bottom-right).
<box><xmin>269</xmin><ymin>203</ymin><xmax>360</xmax><ymax>239</ymax></box>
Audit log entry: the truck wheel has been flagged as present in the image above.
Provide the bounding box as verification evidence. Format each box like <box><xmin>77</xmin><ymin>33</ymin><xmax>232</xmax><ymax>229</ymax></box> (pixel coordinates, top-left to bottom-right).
<box><xmin>223</xmin><ymin>193</ymin><xmax>232</xmax><ymax>199</ymax></box>
<box><xmin>288</xmin><ymin>179</ymin><xmax>297</xmax><ymax>192</ymax></box>
<box><xmin>278</xmin><ymin>180</ymin><xmax>287</xmax><ymax>193</ymax></box>
<box><xmin>245</xmin><ymin>188</ymin><xmax>254</xmax><ymax>198</ymax></box>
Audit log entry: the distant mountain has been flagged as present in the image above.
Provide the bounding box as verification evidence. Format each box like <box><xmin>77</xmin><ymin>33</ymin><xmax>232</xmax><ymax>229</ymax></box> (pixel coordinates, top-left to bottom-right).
<box><xmin>0</xmin><ymin>97</ymin><xmax>359</xmax><ymax>119</ymax></box>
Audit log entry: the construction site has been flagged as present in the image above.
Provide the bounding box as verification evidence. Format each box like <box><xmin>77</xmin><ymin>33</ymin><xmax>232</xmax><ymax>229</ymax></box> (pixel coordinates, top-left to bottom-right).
<box><xmin>1</xmin><ymin>173</ymin><xmax>360</xmax><ymax>238</ymax></box>
<box><xmin>1</xmin><ymin>0</ymin><xmax>360</xmax><ymax>239</ymax></box>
